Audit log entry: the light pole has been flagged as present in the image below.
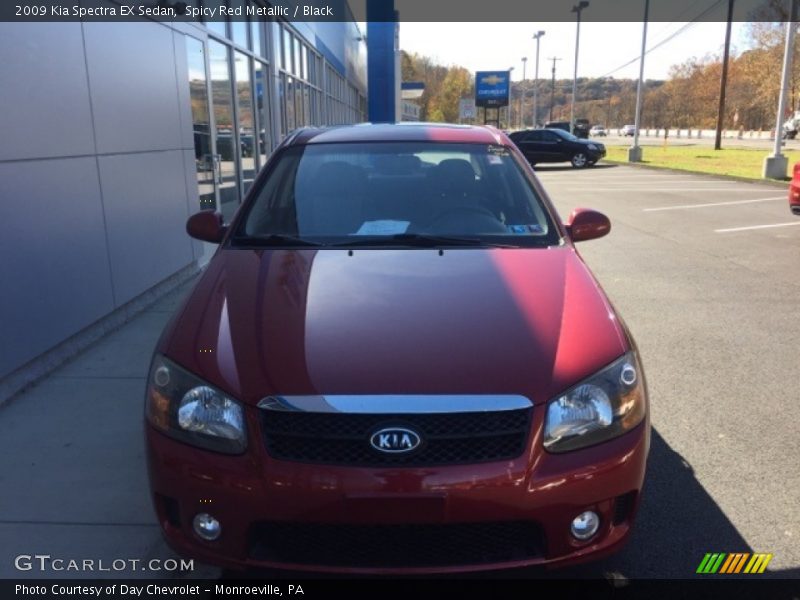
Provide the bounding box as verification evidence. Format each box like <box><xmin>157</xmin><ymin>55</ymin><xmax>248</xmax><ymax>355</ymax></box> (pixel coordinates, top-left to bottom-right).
<box><xmin>570</xmin><ymin>1</ymin><xmax>589</xmax><ymax>135</ymax></box>
<box><xmin>548</xmin><ymin>57</ymin><xmax>561</xmax><ymax>122</ymax></box>
<box><xmin>532</xmin><ymin>31</ymin><xmax>545</xmax><ymax>127</ymax></box>
<box><xmin>764</xmin><ymin>0</ymin><xmax>798</xmax><ymax>179</ymax></box>
<box><xmin>508</xmin><ymin>66</ymin><xmax>515</xmax><ymax>130</ymax></box>
<box><xmin>520</xmin><ymin>57</ymin><xmax>528</xmax><ymax>129</ymax></box>
<box><xmin>629</xmin><ymin>0</ymin><xmax>649</xmax><ymax>162</ymax></box>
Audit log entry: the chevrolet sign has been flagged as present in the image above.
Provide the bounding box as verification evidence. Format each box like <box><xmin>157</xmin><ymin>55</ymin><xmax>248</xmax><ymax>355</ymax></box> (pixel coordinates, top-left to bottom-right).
<box><xmin>475</xmin><ymin>71</ymin><xmax>510</xmax><ymax>108</ymax></box>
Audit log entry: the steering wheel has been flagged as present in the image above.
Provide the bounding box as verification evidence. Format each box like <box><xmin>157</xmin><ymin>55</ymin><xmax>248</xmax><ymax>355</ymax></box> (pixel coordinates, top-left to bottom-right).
<box><xmin>425</xmin><ymin>205</ymin><xmax>505</xmax><ymax>232</ymax></box>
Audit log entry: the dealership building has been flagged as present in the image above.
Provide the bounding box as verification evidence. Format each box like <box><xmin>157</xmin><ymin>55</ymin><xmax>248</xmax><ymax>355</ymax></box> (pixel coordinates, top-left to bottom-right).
<box><xmin>0</xmin><ymin>7</ymin><xmax>368</xmax><ymax>400</ymax></box>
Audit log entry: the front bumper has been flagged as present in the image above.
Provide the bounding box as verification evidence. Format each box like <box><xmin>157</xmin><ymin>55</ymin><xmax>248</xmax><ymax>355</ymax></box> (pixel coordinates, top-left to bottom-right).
<box><xmin>586</xmin><ymin>147</ymin><xmax>606</xmax><ymax>161</ymax></box>
<box><xmin>146</xmin><ymin>404</ymin><xmax>649</xmax><ymax>574</ymax></box>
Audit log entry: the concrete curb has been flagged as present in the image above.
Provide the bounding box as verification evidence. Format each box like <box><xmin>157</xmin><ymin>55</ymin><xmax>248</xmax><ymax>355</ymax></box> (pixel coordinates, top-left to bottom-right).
<box><xmin>0</xmin><ymin>262</ymin><xmax>200</xmax><ymax>408</ymax></box>
<box><xmin>600</xmin><ymin>158</ymin><xmax>790</xmax><ymax>186</ymax></box>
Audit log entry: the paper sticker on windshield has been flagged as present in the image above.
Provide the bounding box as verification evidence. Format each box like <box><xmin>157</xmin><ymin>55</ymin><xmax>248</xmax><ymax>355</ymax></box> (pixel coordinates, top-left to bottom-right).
<box><xmin>356</xmin><ymin>220</ymin><xmax>410</xmax><ymax>235</ymax></box>
<box><xmin>488</xmin><ymin>145</ymin><xmax>510</xmax><ymax>156</ymax></box>
<box><xmin>507</xmin><ymin>224</ymin><xmax>544</xmax><ymax>234</ymax></box>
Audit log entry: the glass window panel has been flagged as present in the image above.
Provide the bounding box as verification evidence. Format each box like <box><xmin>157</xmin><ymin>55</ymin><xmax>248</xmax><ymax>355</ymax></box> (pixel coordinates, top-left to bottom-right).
<box><xmin>295</xmin><ymin>80</ymin><xmax>304</xmax><ymax>126</ymax></box>
<box><xmin>303</xmin><ymin>84</ymin><xmax>310</xmax><ymax>126</ymax></box>
<box><xmin>185</xmin><ymin>36</ymin><xmax>216</xmax><ymax>212</ymax></box>
<box><xmin>283</xmin><ymin>28</ymin><xmax>293</xmax><ymax>73</ymax></box>
<box><xmin>278</xmin><ymin>72</ymin><xmax>287</xmax><ymax>138</ymax></box>
<box><xmin>206</xmin><ymin>20</ymin><xmax>227</xmax><ymax>38</ymax></box>
<box><xmin>254</xmin><ymin>60</ymin><xmax>270</xmax><ymax>164</ymax></box>
<box><xmin>285</xmin><ymin>76</ymin><xmax>295</xmax><ymax>131</ymax></box>
<box><xmin>230</xmin><ymin>0</ymin><xmax>247</xmax><ymax>47</ymax></box>
<box><xmin>209</xmin><ymin>40</ymin><xmax>240</xmax><ymax>220</ymax></box>
<box><xmin>279</xmin><ymin>27</ymin><xmax>285</xmax><ymax>69</ymax></box>
<box><xmin>294</xmin><ymin>37</ymin><xmax>301</xmax><ymax>77</ymax></box>
<box><xmin>249</xmin><ymin>2</ymin><xmax>262</xmax><ymax>55</ymax></box>
<box><xmin>206</xmin><ymin>0</ymin><xmax>229</xmax><ymax>38</ymax></box>
<box><xmin>235</xmin><ymin>52</ymin><xmax>256</xmax><ymax>192</ymax></box>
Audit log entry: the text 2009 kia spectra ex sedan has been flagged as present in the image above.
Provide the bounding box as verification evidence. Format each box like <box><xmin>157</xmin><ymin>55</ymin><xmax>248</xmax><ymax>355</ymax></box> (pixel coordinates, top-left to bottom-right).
<box><xmin>145</xmin><ymin>123</ymin><xmax>650</xmax><ymax>574</ymax></box>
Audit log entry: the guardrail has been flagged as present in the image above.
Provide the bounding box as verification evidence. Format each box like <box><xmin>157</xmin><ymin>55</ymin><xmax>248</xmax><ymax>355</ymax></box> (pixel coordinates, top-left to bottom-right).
<box><xmin>622</xmin><ymin>128</ymin><xmax>777</xmax><ymax>140</ymax></box>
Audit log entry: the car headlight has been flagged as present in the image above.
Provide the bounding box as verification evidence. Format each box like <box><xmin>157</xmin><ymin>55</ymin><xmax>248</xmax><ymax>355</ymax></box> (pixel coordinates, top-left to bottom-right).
<box><xmin>587</xmin><ymin>143</ymin><xmax>598</xmax><ymax>150</ymax></box>
<box><xmin>145</xmin><ymin>355</ymin><xmax>247</xmax><ymax>454</ymax></box>
<box><xmin>544</xmin><ymin>352</ymin><xmax>646</xmax><ymax>453</ymax></box>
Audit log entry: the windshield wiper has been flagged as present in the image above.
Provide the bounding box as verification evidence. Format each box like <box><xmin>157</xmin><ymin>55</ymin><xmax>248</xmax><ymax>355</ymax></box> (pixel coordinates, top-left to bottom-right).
<box><xmin>231</xmin><ymin>234</ymin><xmax>324</xmax><ymax>247</ymax></box>
<box><xmin>332</xmin><ymin>233</ymin><xmax>517</xmax><ymax>248</ymax></box>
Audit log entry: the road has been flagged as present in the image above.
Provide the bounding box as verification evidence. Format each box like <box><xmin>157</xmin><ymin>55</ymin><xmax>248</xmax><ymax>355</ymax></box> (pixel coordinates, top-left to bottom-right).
<box><xmin>535</xmin><ymin>163</ymin><xmax>799</xmax><ymax>580</ymax></box>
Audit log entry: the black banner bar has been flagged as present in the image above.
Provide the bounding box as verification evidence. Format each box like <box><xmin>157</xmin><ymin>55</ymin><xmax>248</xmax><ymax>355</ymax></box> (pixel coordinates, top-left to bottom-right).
<box><xmin>3</xmin><ymin>578</ymin><xmax>800</xmax><ymax>600</ymax></box>
<box><xmin>0</xmin><ymin>0</ymin><xmax>793</xmax><ymax>23</ymax></box>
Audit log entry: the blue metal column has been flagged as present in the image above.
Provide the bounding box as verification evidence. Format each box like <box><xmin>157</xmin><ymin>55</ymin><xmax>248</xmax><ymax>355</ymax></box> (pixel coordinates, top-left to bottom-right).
<box><xmin>367</xmin><ymin>0</ymin><xmax>396</xmax><ymax>122</ymax></box>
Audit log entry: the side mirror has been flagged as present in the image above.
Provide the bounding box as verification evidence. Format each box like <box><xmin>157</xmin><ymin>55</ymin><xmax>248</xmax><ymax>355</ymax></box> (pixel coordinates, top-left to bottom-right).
<box><xmin>565</xmin><ymin>208</ymin><xmax>611</xmax><ymax>242</ymax></box>
<box><xmin>187</xmin><ymin>210</ymin><xmax>227</xmax><ymax>244</ymax></box>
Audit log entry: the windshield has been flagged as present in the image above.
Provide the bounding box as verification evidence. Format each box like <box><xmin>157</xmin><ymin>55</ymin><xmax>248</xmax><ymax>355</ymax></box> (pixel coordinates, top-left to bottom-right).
<box><xmin>237</xmin><ymin>142</ymin><xmax>559</xmax><ymax>248</ymax></box>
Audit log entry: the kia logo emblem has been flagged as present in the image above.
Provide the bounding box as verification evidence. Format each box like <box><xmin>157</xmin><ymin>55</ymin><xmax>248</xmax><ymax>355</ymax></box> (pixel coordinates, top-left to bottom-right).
<box><xmin>370</xmin><ymin>427</ymin><xmax>422</xmax><ymax>454</ymax></box>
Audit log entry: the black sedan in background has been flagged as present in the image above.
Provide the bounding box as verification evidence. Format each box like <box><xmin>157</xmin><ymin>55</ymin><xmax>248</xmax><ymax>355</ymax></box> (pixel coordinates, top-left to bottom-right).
<box><xmin>509</xmin><ymin>128</ymin><xmax>606</xmax><ymax>168</ymax></box>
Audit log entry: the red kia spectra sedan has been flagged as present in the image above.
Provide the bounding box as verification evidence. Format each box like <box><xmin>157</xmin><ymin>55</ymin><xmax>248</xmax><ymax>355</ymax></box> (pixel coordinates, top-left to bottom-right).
<box><xmin>145</xmin><ymin>123</ymin><xmax>650</xmax><ymax>574</ymax></box>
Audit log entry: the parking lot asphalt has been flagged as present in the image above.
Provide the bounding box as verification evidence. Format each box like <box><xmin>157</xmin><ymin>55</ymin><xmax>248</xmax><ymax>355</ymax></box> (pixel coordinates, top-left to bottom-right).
<box><xmin>536</xmin><ymin>164</ymin><xmax>799</xmax><ymax>580</ymax></box>
<box><xmin>0</xmin><ymin>164</ymin><xmax>798</xmax><ymax>582</ymax></box>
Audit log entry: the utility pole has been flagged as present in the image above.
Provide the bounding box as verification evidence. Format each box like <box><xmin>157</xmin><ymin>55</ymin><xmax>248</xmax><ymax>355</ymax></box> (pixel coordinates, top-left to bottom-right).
<box><xmin>533</xmin><ymin>31</ymin><xmax>545</xmax><ymax>127</ymax></box>
<box><xmin>570</xmin><ymin>1</ymin><xmax>590</xmax><ymax>134</ymax></box>
<box><xmin>764</xmin><ymin>0</ymin><xmax>798</xmax><ymax>179</ymax></box>
<box><xmin>714</xmin><ymin>0</ymin><xmax>735</xmax><ymax>150</ymax></box>
<box><xmin>507</xmin><ymin>66</ymin><xmax>515</xmax><ymax>130</ymax></box>
<box><xmin>521</xmin><ymin>57</ymin><xmax>528</xmax><ymax>129</ymax></box>
<box><xmin>548</xmin><ymin>56</ymin><xmax>561</xmax><ymax>122</ymax></box>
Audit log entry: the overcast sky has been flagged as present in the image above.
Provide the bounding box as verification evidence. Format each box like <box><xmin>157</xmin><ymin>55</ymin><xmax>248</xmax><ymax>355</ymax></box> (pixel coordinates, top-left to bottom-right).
<box><xmin>399</xmin><ymin>21</ymin><xmax>752</xmax><ymax>81</ymax></box>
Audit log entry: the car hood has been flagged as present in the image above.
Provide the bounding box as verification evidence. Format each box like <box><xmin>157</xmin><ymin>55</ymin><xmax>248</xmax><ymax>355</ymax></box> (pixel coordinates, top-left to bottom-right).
<box><xmin>161</xmin><ymin>247</ymin><xmax>628</xmax><ymax>406</ymax></box>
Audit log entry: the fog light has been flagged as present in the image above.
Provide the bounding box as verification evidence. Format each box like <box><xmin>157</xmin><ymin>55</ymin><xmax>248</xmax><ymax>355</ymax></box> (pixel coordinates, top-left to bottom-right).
<box><xmin>193</xmin><ymin>513</ymin><xmax>221</xmax><ymax>541</ymax></box>
<box><xmin>570</xmin><ymin>510</ymin><xmax>600</xmax><ymax>540</ymax></box>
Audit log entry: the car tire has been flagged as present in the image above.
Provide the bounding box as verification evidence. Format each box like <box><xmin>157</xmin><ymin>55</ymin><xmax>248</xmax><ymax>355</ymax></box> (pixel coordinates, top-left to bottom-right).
<box><xmin>571</xmin><ymin>152</ymin><xmax>588</xmax><ymax>168</ymax></box>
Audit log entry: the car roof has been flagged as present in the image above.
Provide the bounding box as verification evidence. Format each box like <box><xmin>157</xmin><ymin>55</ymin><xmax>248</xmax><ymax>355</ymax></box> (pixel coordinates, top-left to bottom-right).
<box><xmin>284</xmin><ymin>123</ymin><xmax>507</xmax><ymax>146</ymax></box>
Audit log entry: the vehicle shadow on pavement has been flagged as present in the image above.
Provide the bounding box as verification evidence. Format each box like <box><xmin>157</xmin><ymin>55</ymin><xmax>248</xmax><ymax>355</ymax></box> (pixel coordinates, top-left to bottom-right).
<box><xmin>533</xmin><ymin>164</ymin><xmax>619</xmax><ymax>172</ymax></box>
<box><xmin>224</xmin><ymin>428</ymin><xmax>756</xmax><ymax>581</ymax></box>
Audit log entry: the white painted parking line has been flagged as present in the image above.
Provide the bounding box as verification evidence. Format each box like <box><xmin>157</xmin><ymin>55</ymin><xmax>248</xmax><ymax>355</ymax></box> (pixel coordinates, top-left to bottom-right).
<box><xmin>643</xmin><ymin>196</ymin><xmax>786</xmax><ymax>212</ymax></box>
<box><xmin>715</xmin><ymin>221</ymin><xmax>800</xmax><ymax>233</ymax></box>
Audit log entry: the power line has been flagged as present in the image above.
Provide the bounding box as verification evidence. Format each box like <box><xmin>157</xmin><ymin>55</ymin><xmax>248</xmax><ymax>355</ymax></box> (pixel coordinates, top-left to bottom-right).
<box><xmin>648</xmin><ymin>0</ymin><xmax>711</xmax><ymax>42</ymax></box>
<box><xmin>596</xmin><ymin>0</ymin><xmax>726</xmax><ymax>79</ymax></box>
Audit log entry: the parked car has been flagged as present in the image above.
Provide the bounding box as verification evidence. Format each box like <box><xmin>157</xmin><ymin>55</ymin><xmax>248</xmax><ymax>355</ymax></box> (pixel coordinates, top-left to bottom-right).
<box><xmin>590</xmin><ymin>125</ymin><xmax>608</xmax><ymax>137</ymax></box>
<box><xmin>620</xmin><ymin>124</ymin><xmax>636</xmax><ymax>137</ymax></box>
<box><xmin>574</xmin><ymin>118</ymin><xmax>591</xmax><ymax>139</ymax></box>
<box><xmin>789</xmin><ymin>162</ymin><xmax>800</xmax><ymax>215</ymax></box>
<box><xmin>544</xmin><ymin>120</ymin><xmax>570</xmax><ymax>133</ymax></box>
<box><xmin>544</xmin><ymin>119</ymin><xmax>590</xmax><ymax>139</ymax></box>
<box><xmin>509</xmin><ymin>127</ymin><xmax>606</xmax><ymax>168</ymax></box>
<box><xmin>146</xmin><ymin>123</ymin><xmax>649</xmax><ymax>574</ymax></box>
<box><xmin>782</xmin><ymin>111</ymin><xmax>800</xmax><ymax>139</ymax></box>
